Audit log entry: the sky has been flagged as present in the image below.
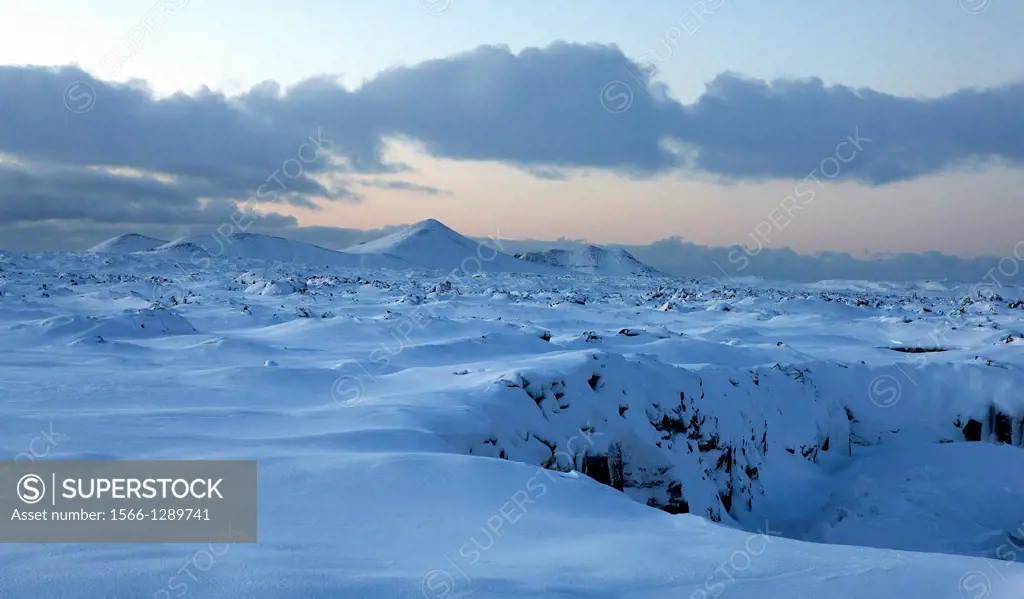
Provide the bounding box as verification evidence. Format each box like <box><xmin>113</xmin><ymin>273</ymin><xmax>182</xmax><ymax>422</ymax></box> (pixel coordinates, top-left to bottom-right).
<box><xmin>0</xmin><ymin>0</ymin><xmax>1023</xmax><ymax>275</ymax></box>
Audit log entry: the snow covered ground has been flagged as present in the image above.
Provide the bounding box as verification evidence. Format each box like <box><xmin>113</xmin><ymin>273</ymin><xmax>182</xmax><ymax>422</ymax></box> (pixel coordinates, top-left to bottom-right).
<box><xmin>2</xmin><ymin>222</ymin><xmax>1024</xmax><ymax>598</ymax></box>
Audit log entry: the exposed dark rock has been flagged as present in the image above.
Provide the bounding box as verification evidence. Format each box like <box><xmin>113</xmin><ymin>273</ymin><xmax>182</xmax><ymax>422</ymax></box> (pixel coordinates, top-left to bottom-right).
<box><xmin>582</xmin><ymin>455</ymin><xmax>612</xmax><ymax>487</ymax></box>
<box><xmin>963</xmin><ymin>419</ymin><xmax>983</xmax><ymax>442</ymax></box>
<box><xmin>607</xmin><ymin>443</ymin><xmax>625</xmax><ymax>491</ymax></box>
<box><xmin>663</xmin><ymin>481</ymin><xmax>689</xmax><ymax>514</ymax></box>
<box><xmin>995</xmin><ymin>412</ymin><xmax>1014</xmax><ymax>444</ymax></box>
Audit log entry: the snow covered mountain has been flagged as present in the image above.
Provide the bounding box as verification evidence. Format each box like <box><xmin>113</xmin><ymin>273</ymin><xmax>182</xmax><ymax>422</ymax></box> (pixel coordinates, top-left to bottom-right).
<box><xmin>516</xmin><ymin>244</ymin><xmax>662</xmax><ymax>276</ymax></box>
<box><xmin>149</xmin><ymin>232</ymin><xmax>356</xmax><ymax>264</ymax></box>
<box><xmin>137</xmin><ymin>231</ymin><xmax>410</xmax><ymax>269</ymax></box>
<box><xmin>89</xmin><ymin>220</ymin><xmax>569</xmax><ymax>275</ymax></box>
<box><xmin>87</xmin><ymin>233</ymin><xmax>167</xmax><ymax>253</ymax></box>
<box><xmin>343</xmin><ymin>218</ymin><xmax>563</xmax><ymax>274</ymax></box>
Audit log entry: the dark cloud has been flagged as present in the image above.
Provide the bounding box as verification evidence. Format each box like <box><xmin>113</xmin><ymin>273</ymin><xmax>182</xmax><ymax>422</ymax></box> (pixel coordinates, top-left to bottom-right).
<box><xmin>356</xmin><ymin>179</ymin><xmax>447</xmax><ymax>196</ymax></box>
<box><xmin>0</xmin><ymin>159</ymin><xmax>326</xmax><ymax>230</ymax></box>
<box><xmin>0</xmin><ymin>67</ymin><xmax>352</xmax><ymax>226</ymax></box>
<box><xmin>675</xmin><ymin>74</ymin><xmax>1024</xmax><ymax>184</ymax></box>
<box><xmin>0</xmin><ymin>43</ymin><xmax>1022</xmax><ymax>232</ymax></box>
<box><xmin>238</xmin><ymin>43</ymin><xmax>1023</xmax><ymax>183</ymax></box>
<box><xmin>0</xmin><ymin>69</ymin><xmax>340</xmax><ymax>188</ymax></box>
<box><xmin>0</xmin><ymin>162</ymin><xmax>273</xmax><ymax>224</ymax></box>
<box><xmin>351</xmin><ymin>43</ymin><xmax>685</xmax><ymax>173</ymax></box>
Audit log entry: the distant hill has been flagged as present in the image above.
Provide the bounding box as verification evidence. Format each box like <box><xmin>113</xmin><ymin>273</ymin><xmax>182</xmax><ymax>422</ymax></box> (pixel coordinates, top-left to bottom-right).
<box><xmin>343</xmin><ymin>218</ymin><xmax>563</xmax><ymax>274</ymax></box>
<box><xmin>88</xmin><ymin>233</ymin><xmax>167</xmax><ymax>253</ymax></box>
<box><xmin>140</xmin><ymin>232</ymin><xmax>406</xmax><ymax>268</ymax></box>
<box><xmin>516</xmin><ymin>245</ymin><xmax>662</xmax><ymax>276</ymax></box>
<box><xmin>89</xmin><ymin>221</ymin><xmax>588</xmax><ymax>275</ymax></box>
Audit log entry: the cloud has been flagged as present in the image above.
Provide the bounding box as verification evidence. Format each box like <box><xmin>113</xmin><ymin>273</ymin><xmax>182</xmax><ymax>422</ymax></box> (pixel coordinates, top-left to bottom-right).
<box><xmin>239</xmin><ymin>44</ymin><xmax>1024</xmax><ymax>183</ymax></box>
<box><xmin>0</xmin><ymin>68</ymin><xmax>352</xmax><ymax>226</ymax></box>
<box><xmin>0</xmin><ymin>161</ymin><xmax>303</xmax><ymax>225</ymax></box>
<box><xmin>675</xmin><ymin>74</ymin><xmax>1024</xmax><ymax>184</ymax></box>
<box><xmin>350</xmin><ymin>43</ymin><xmax>685</xmax><ymax>173</ymax></box>
<box><xmin>0</xmin><ymin>43</ymin><xmax>1022</xmax><ymax>229</ymax></box>
<box><xmin>356</xmin><ymin>179</ymin><xmax>447</xmax><ymax>196</ymax></box>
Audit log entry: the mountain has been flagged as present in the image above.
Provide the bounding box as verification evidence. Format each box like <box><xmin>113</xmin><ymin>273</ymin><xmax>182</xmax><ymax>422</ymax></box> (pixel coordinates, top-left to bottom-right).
<box><xmin>89</xmin><ymin>223</ymin><xmax>656</xmax><ymax>276</ymax></box>
<box><xmin>87</xmin><ymin>233</ymin><xmax>167</xmax><ymax>253</ymax></box>
<box><xmin>516</xmin><ymin>245</ymin><xmax>662</xmax><ymax>276</ymax></box>
<box><xmin>144</xmin><ymin>232</ymin><xmax>404</xmax><ymax>269</ymax></box>
<box><xmin>343</xmin><ymin>218</ymin><xmax>563</xmax><ymax>274</ymax></box>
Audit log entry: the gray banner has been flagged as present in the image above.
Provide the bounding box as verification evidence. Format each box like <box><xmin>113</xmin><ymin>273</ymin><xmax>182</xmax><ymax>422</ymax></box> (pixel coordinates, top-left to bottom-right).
<box><xmin>0</xmin><ymin>460</ymin><xmax>257</xmax><ymax>543</ymax></box>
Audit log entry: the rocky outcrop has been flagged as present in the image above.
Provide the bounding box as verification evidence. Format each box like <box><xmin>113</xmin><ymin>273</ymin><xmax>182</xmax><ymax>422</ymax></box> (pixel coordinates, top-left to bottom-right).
<box><xmin>458</xmin><ymin>350</ymin><xmax>1024</xmax><ymax>524</ymax></box>
<box><xmin>956</xmin><ymin>405</ymin><xmax>1024</xmax><ymax>446</ymax></box>
<box><xmin>461</xmin><ymin>351</ymin><xmax>850</xmax><ymax>523</ymax></box>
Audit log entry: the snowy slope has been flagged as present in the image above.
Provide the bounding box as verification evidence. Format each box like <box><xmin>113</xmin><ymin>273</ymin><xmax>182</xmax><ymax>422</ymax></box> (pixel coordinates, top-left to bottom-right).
<box><xmin>344</xmin><ymin>218</ymin><xmax>564</xmax><ymax>274</ymax></box>
<box><xmin>517</xmin><ymin>244</ymin><xmax>663</xmax><ymax>276</ymax></box>
<box><xmin>785</xmin><ymin>442</ymin><xmax>1024</xmax><ymax>557</ymax></box>
<box><xmin>2</xmin><ymin>251</ymin><xmax>1024</xmax><ymax>597</ymax></box>
<box><xmin>87</xmin><ymin>233</ymin><xmax>167</xmax><ymax>253</ymax></box>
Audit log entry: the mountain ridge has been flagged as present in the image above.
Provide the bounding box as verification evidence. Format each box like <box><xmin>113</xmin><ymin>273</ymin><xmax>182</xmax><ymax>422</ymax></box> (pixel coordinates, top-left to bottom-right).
<box><xmin>88</xmin><ymin>233</ymin><xmax>168</xmax><ymax>253</ymax></box>
<box><xmin>516</xmin><ymin>244</ymin><xmax>663</xmax><ymax>276</ymax></box>
<box><xmin>87</xmin><ymin>220</ymin><xmax>667</xmax><ymax>277</ymax></box>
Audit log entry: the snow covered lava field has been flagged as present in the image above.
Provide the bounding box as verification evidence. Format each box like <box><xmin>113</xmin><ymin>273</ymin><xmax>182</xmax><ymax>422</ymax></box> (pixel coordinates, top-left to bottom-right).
<box><xmin>2</xmin><ymin>221</ymin><xmax>1024</xmax><ymax>598</ymax></box>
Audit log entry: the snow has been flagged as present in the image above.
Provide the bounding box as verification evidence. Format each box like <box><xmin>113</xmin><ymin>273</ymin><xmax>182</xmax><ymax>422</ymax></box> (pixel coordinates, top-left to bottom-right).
<box><xmin>2</xmin><ymin>221</ymin><xmax>1024</xmax><ymax>598</ymax></box>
